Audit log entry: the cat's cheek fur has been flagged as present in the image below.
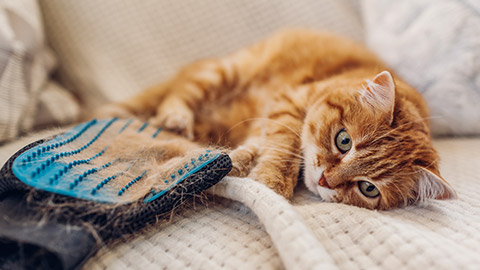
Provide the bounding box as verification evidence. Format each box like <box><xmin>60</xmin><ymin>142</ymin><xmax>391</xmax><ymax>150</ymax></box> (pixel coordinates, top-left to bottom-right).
<box><xmin>303</xmin><ymin>163</ymin><xmax>322</xmax><ymax>197</ymax></box>
<box><xmin>302</xmin><ymin>145</ymin><xmax>338</xmax><ymax>202</ymax></box>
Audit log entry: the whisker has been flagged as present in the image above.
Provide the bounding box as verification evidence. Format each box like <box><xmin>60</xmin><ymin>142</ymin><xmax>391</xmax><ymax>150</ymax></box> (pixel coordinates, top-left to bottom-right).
<box><xmin>259</xmin><ymin>144</ymin><xmax>305</xmax><ymax>160</ymax></box>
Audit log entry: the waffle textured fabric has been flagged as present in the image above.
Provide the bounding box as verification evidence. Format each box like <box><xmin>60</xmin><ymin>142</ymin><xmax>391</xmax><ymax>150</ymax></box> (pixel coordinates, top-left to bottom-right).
<box><xmin>1</xmin><ymin>121</ymin><xmax>480</xmax><ymax>270</ymax></box>
<box><xmin>0</xmin><ymin>0</ymin><xmax>79</xmax><ymax>143</ymax></box>
<box><xmin>363</xmin><ymin>0</ymin><xmax>480</xmax><ymax>136</ymax></box>
<box><xmin>39</xmin><ymin>0</ymin><xmax>363</xmax><ymax>109</ymax></box>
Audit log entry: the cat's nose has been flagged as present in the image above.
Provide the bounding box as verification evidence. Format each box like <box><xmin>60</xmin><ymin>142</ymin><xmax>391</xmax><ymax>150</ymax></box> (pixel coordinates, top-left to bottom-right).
<box><xmin>318</xmin><ymin>173</ymin><xmax>331</xmax><ymax>189</ymax></box>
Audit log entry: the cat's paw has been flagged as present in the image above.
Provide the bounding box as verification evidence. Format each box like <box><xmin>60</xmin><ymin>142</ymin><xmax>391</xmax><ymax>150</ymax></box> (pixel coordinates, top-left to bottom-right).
<box><xmin>249</xmin><ymin>167</ymin><xmax>294</xmax><ymax>199</ymax></box>
<box><xmin>150</xmin><ymin>103</ymin><xmax>194</xmax><ymax>140</ymax></box>
<box><xmin>229</xmin><ymin>144</ymin><xmax>259</xmax><ymax>177</ymax></box>
<box><xmin>87</xmin><ymin>104</ymin><xmax>133</xmax><ymax>120</ymax></box>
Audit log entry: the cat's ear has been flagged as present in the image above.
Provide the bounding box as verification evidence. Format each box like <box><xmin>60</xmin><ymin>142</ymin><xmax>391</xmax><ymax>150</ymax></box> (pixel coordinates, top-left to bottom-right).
<box><xmin>360</xmin><ymin>71</ymin><xmax>396</xmax><ymax>124</ymax></box>
<box><xmin>416</xmin><ymin>167</ymin><xmax>457</xmax><ymax>202</ymax></box>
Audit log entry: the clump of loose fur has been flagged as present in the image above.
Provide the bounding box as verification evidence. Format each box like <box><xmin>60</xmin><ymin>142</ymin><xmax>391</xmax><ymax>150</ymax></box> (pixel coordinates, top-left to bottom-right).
<box><xmin>0</xmin><ymin>126</ymin><xmax>225</xmax><ymax>246</ymax></box>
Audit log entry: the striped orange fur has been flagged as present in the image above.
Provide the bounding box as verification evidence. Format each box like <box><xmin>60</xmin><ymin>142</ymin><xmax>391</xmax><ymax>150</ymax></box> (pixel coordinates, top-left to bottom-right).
<box><xmin>94</xmin><ymin>29</ymin><xmax>456</xmax><ymax>210</ymax></box>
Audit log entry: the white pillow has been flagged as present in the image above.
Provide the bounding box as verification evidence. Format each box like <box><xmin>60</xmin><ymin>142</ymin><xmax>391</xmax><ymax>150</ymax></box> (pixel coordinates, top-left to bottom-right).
<box><xmin>363</xmin><ymin>0</ymin><xmax>480</xmax><ymax>136</ymax></box>
<box><xmin>0</xmin><ymin>0</ymin><xmax>79</xmax><ymax>143</ymax></box>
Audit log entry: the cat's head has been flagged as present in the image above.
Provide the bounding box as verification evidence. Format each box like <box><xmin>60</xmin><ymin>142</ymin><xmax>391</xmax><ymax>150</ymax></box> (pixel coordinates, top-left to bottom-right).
<box><xmin>301</xmin><ymin>71</ymin><xmax>456</xmax><ymax>210</ymax></box>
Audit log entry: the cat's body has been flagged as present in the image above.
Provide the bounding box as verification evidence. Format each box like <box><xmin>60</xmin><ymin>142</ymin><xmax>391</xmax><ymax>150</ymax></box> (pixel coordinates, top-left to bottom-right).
<box><xmin>95</xmin><ymin>29</ymin><xmax>456</xmax><ymax>210</ymax></box>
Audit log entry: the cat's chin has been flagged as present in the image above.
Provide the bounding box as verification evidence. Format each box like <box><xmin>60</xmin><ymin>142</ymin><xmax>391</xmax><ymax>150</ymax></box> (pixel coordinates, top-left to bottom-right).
<box><xmin>303</xmin><ymin>165</ymin><xmax>337</xmax><ymax>202</ymax></box>
<box><xmin>305</xmin><ymin>178</ymin><xmax>337</xmax><ymax>202</ymax></box>
<box><xmin>314</xmin><ymin>186</ymin><xmax>337</xmax><ymax>202</ymax></box>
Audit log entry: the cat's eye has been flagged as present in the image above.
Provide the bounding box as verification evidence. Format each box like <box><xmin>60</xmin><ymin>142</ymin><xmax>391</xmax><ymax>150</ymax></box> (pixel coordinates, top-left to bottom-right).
<box><xmin>335</xmin><ymin>129</ymin><xmax>352</xmax><ymax>154</ymax></box>
<box><xmin>358</xmin><ymin>181</ymin><xmax>380</xmax><ymax>198</ymax></box>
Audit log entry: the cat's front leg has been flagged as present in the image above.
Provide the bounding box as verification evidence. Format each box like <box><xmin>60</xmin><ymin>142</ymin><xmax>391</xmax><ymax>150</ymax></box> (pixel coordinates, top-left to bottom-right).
<box><xmin>228</xmin><ymin>136</ymin><xmax>301</xmax><ymax>199</ymax></box>
<box><xmin>228</xmin><ymin>141</ymin><xmax>260</xmax><ymax>177</ymax></box>
<box><xmin>149</xmin><ymin>96</ymin><xmax>195</xmax><ymax>139</ymax></box>
<box><xmin>248</xmin><ymin>136</ymin><xmax>302</xmax><ymax>199</ymax></box>
<box><xmin>247</xmin><ymin>93</ymin><xmax>305</xmax><ymax>199</ymax></box>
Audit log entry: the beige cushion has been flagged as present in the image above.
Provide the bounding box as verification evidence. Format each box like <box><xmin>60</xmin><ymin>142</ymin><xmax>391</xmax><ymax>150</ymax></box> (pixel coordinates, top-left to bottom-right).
<box><xmin>40</xmin><ymin>0</ymin><xmax>363</xmax><ymax>109</ymax></box>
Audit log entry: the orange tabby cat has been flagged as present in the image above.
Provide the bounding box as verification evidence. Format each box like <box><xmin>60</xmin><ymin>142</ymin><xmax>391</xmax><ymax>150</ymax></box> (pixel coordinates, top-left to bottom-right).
<box><xmin>94</xmin><ymin>29</ymin><xmax>456</xmax><ymax>210</ymax></box>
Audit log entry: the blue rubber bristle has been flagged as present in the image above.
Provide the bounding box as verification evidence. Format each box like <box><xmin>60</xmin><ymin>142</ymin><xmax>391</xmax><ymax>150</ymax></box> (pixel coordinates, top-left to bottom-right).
<box><xmin>69</xmin><ymin>161</ymin><xmax>113</xmax><ymax>190</ymax></box>
<box><xmin>91</xmin><ymin>172</ymin><xmax>123</xmax><ymax>195</ymax></box>
<box><xmin>143</xmin><ymin>149</ymin><xmax>219</xmax><ymax>203</ymax></box>
<box><xmin>40</xmin><ymin>147</ymin><xmax>108</xmax><ymax>185</ymax></box>
<box><xmin>138</xmin><ymin>122</ymin><xmax>149</xmax><ymax>133</ymax></box>
<box><xmin>39</xmin><ymin>119</ymin><xmax>97</xmax><ymax>158</ymax></box>
<box><xmin>118</xmin><ymin>171</ymin><xmax>147</xmax><ymax>196</ymax></box>
<box><xmin>56</xmin><ymin>118</ymin><xmax>116</xmax><ymax>159</ymax></box>
<box><xmin>152</xmin><ymin>128</ymin><xmax>162</xmax><ymax>138</ymax></box>
<box><xmin>118</xmin><ymin>119</ymin><xmax>134</xmax><ymax>134</ymax></box>
<box><xmin>11</xmin><ymin>119</ymin><xmax>123</xmax><ymax>201</ymax></box>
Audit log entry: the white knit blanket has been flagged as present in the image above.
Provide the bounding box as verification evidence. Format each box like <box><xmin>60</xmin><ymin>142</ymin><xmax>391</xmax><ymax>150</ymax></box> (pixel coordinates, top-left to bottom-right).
<box><xmin>210</xmin><ymin>177</ymin><xmax>337</xmax><ymax>270</ymax></box>
<box><xmin>80</xmin><ymin>139</ymin><xmax>480</xmax><ymax>270</ymax></box>
<box><xmin>1</xmin><ymin>127</ymin><xmax>479</xmax><ymax>270</ymax></box>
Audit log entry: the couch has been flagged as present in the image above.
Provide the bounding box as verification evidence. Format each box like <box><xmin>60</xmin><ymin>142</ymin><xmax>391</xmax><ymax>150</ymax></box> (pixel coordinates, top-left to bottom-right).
<box><xmin>1</xmin><ymin>0</ymin><xmax>479</xmax><ymax>269</ymax></box>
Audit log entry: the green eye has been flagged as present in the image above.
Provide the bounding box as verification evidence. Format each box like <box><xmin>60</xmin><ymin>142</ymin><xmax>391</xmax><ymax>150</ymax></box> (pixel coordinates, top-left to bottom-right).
<box><xmin>358</xmin><ymin>181</ymin><xmax>380</xmax><ymax>198</ymax></box>
<box><xmin>335</xmin><ymin>129</ymin><xmax>352</xmax><ymax>153</ymax></box>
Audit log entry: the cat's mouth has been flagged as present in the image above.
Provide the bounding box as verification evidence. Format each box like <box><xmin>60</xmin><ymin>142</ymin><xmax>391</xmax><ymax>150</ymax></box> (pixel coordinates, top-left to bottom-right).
<box><xmin>318</xmin><ymin>173</ymin><xmax>331</xmax><ymax>189</ymax></box>
<box><xmin>302</xmin><ymin>161</ymin><xmax>337</xmax><ymax>201</ymax></box>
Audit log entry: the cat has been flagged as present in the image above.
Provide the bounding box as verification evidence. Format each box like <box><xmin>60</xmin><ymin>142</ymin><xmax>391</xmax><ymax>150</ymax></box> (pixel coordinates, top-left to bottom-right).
<box><xmin>93</xmin><ymin>29</ymin><xmax>457</xmax><ymax>210</ymax></box>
